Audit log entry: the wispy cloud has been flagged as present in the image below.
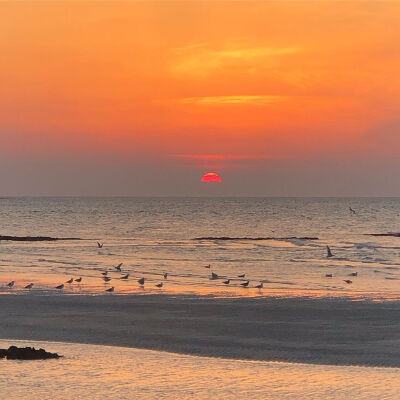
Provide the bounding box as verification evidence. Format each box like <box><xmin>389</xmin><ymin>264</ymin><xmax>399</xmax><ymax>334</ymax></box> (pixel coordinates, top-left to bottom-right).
<box><xmin>180</xmin><ymin>95</ymin><xmax>287</xmax><ymax>106</ymax></box>
<box><xmin>173</xmin><ymin>154</ymin><xmax>271</xmax><ymax>161</ymax></box>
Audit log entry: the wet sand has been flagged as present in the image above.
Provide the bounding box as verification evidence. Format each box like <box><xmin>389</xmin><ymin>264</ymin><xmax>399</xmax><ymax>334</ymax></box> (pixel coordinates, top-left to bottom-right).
<box><xmin>1</xmin><ymin>294</ymin><xmax>400</xmax><ymax>367</ymax></box>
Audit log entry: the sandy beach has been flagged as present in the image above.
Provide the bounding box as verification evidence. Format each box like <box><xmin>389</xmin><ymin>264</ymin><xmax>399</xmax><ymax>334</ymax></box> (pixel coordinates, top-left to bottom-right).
<box><xmin>1</xmin><ymin>293</ymin><xmax>400</xmax><ymax>367</ymax></box>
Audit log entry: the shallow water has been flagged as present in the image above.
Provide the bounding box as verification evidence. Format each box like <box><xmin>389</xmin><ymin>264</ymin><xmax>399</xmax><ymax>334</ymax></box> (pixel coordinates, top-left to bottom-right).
<box><xmin>0</xmin><ymin>339</ymin><xmax>399</xmax><ymax>400</ymax></box>
<box><xmin>1</xmin><ymin>197</ymin><xmax>400</xmax><ymax>299</ymax></box>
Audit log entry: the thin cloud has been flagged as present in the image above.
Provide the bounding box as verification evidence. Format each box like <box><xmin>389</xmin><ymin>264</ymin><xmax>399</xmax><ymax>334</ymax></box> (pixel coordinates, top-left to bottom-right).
<box><xmin>180</xmin><ymin>95</ymin><xmax>287</xmax><ymax>105</ymax></box>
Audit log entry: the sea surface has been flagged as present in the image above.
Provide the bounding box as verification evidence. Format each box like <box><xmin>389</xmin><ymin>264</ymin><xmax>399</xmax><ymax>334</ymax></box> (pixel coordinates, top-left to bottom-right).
<box><xmin>1</xmin><ymin>197</ymin><xmax>400</xmax><ymax>299</ymax></box>
<box><xmin>1</xmin><ymin>339</ymin><xmax>400</xmax><ymax>400</ymax></box>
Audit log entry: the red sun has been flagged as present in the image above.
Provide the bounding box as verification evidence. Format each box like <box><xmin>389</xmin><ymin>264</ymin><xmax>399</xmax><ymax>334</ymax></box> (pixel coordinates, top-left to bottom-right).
<box><xmin>201</xmin><ymin>171</ymin><xmax>222</xmax><ymax>183</ymax></box>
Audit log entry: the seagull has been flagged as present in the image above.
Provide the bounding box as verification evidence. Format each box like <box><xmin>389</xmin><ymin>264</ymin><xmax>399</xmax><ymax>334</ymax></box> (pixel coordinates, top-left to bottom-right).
<box><xmin>240</xmin><ymin>280</ymin><xmax>250</xmax><ymax>287</ymax></box>
<box><xmin>255</xmin><ymin>282</ymin><xmax>263</xmax><ymax>289</ymax></box>
<box><xmin>326</xmin><ymin>245</ymin><xmax>333</xmax><ymax>258</ymax></box>
<box><xmin>105</xmin><ymin>286</ymin><xmax>114</xmax><ymax>292</ymax></box>
<box><xmin>121</xmin><ymin>273</ymin><xmax>129</xmax><ymax>280</ymax></box>
<box><xmin>7</xmin><ymin>281</ymin><xmax>14</xmax><ymax>288</ymax></box>
<box><xmin>203</xmin><ymin>264</ymin><xmax>211</xmax><ymax>269</ymax></box>
<box><xmin>56</xmin><ymin>283</ymin><xmax>64</xmax><ymax>289</ymax></box>
<box><xmin>115</xmin><ymin>263</ymin><xmax>123</xmax><ymax>272</ymax></box>
<box><xmin>164</xmin><ymin>272</ymin><xmax>168</xmax><ymax>280</ymax></box>
<box><xmin>66</xmin><ymin>278</ymin><xmax>74</xmax><ymax>284</ymax></box>
<box><xmin>210</xmin><ymin>272</ymin><xmax>219</xmax><ymax>280</ymax></box>
<box><xmin>155</xmin><ymin>282</ymin><xmax>163</xmax><ymax>288</ymax></box>
<box><xmin>238</xmin><ymin>274</ymin><xmax>245</xmax><ymax>278</ymax></box>
<box><xmin>138</xmin><ymin>277</ymin><xmax>145</xmax><ymax>285</ymax></box>
<box><xmin>223</xmin><ymin>279</ymin><xmax>230</xmax><ymax>284</ymax></box>
<box><xmin>349</xmin><ymin>207</ymin><xmax>356</xmax><ymax>215</ymax></box>
<box><xmin>103</xmin><ymin>276</ymin><xmax>112</xmax><ymax>282</ymax></box>
<box><xmin>101</xmin><ymin>271</ymin><xmax>108</xmax><ymax>276</ymax></box>
<box><xmin>97</xmin><ymin>242</ymin><xmax>103</xmax><ymax>248</ymax></box>
<box><xmin>75</xmin><ymin>277</ymin><xmax>82</xmax><ymax>283</ymax></box>
<box><xmin>344</xmin><ymin>280</ymin><xmax>352</xmax><ymax>284</ymax></box>
<box><xmin>25</xmin><ymin>283</ymin><xmax>34</xmax><ymax>289</ymax></box>
<box><xmin>325</xmin><ymin>274</ymin><xmax>333</xmax><ymax>278</ymax></box>
<box><xmin>349</xmin><ymin>272</ymin><xmax>358</xmax><ymax>277</ymax></box>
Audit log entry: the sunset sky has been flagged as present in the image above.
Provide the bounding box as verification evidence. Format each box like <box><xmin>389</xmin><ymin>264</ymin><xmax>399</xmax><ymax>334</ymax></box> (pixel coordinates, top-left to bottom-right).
<box><xmin>1</xmin><ymin>1</ymin><xmax>400</xmax><ymax>196</ymax></box>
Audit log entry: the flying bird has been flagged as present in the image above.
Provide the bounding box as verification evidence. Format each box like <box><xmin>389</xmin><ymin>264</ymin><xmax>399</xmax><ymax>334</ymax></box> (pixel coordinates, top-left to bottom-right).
<box><xmin>344</xmin><ymin>280</ymin><xmax>352</xmax><ymax>284</ymax></box>
<box><xmin>240</xmin><ymin>280</ymin><xmax>250</xmax><ymax>287</ymax></box>
<box><xmin>121</xmin><ymin>274</ymin><xmax>129</xmax><ymax>280</ymax></box>
<box><xmin>106</xmin><ymin>286</ymin><xmax>114</xmax><ymax>292</ymax></box>
<box><xmin>164</xmin><ymin>272</ymin><xmax>168</xmax><ymax>280</ymax></box>
<box><xmin>238</xmin><ymin>274</ymin><xmax>245</xmax><ymax>278</ymax></box>
<box><xmin>155</xmin><ymin>282</ymin><xmax>163</xmax><ymax>288</ymax></box>
<box><xmin>255</xmin><ymin>282</ymin><xmax>263</xmax><ymax>289</ymax></box>
<box><xmin>7</xmin><ymin>281</ymin><xmax>14</xmax><ymax>288</ymax></box>
<box><xmin>326</xmin><ymin>246</ymin><xmax>333</xmax><ymax>258</ymax></box>
<box><xmin>56</xmin><ymin>283</ymin><xmax>64</xmax><ymax>289</ymax></box>
<box><xmin>75</xmin><ymin>277</ymin><xmax>82</xmax><ymax>283</ymax></box>
<box><xmin>97</xmin><ymin>242</ymin><xmax>103</xmax><ymax>248</ymax></box>
<box><xmin>115</xmin><ymin>263</ymin><xmax>123</xmax><ymax>272</ymax></box>
<box><xmin>25</xmin><ymin>283</ymin><xmax>34</xmax><ymax>289</ymax></box>
<box><xmin>223</xmin><ymin>279</ymin><xmax>230</xmax><ymax>285</ymax></box>
<box><xmin>103</xmin><ymin>276</ymin><xmax>112</xmax><ymax>282</ymax></box>
<box><xmin>138</xmin><ymin>277</ymin><xmax>145</xmax><ymax>285</ymax></box>
<box><xmin>66</xmin><ymin>278</ymin><xmax>74</xmax><ymax>284</ymax></box>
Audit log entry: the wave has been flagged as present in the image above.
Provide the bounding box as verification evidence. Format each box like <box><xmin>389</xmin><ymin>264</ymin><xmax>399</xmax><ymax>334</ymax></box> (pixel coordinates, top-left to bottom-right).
<box><xmin>0</xmin><ymin>235</ymin><xmax>80</xmax><ymax>242</ymax></box>
<box><xmin>192</xmin><ymin>236</ymin><xmax>319</xmax><ymax>241</ymax></box>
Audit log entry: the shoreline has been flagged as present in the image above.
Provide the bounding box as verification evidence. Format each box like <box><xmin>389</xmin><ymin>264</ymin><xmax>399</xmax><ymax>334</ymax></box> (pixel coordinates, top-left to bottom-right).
<box><xmin>2</xmin><ymin>294</ymin><xmax>400</xmax><ymax>367</ymax></box>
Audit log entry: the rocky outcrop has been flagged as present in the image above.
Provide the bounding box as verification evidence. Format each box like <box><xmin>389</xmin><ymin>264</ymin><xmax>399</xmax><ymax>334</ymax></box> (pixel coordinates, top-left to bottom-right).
<box><xmin>0</xmin><ymin>346</ymin><xmax>62</xmax><ymax>360</ymax></box>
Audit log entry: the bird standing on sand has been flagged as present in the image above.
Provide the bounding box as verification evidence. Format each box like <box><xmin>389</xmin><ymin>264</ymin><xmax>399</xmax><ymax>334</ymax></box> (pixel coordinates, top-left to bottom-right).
<box><xmin>238</xmin><ymin>274</ymin><xmax>245</xmax><ymax>278</ymax></box>
<box><xmin>325</xmin><ymin>274</ymin><xmax>333</xmax><ymax>278</ymax></box>
<box><xmin>240</xmin><ymin>280</ymin><xmax>250</xmax><ymax>287</ymax></box>
<box><xmin>101</xmin><ymin>271</ymin><xmax>108</xmax><ymax>276</ymax></box>
<box><xmin>7</xmin><ymin>281</ymin><xmax>14</xmax><ymax>288</ymax></box>
<box><xmin>97</xmin><ymin>242</ymin><xmax>103</xmax><ymax>248</ymax></box>
<box><xmin>326</xmin><ymin>246</ymin><xmax>333</xmax><ymax>258</ymax></box>
<box><xmin>203</xmin><ymin>264</ymin><xmax>211</xmax><ymax>269</ymax></box>
<box><xmin>138</xmin><ymin>277</ymin><xmax>145</xmax><ymax>285</ymax></box>
<box><xmin>103</xmin><ymin>276</ymin><xmax>112</xmax><ymax>282</ymax></box>
<box><xmin>344</xmin><ymin>280</ymin><xmax>352</xmax><ymax>284</ymax></box>
<box><xmin>349</xmin><ymin>207</ymin><xmax>356</xmax><ymax>215</ymax></box>
<box><xmin>121</xmin><ymin>273</ymin><xmax>129</xmax><ymax>280</ymax></box>
<box><xmin>56</xmin><ymin>283</ymin><xmax>64</xmax><ymax>289</ymax></box>
<box><xmin>75</xmin><ymin>277</ymin><xmax>82</xmax><ymax>283</ymax></box>
<box><xmin>115</xmin><ymin>263</ymin><xmax>123</xmax><ymax>272</ymax></box>
<box><xmin>164</xmin><ymin>272</ymin><xmax>168</xmax><ymax>280</ymax></box>
<box><xmin>223</xmin><ymin>279</ymin><xmax>230</xmax><ymax>284</ymax></box>
<box><xmin>349</xmin><ymin>272</ymin><xmax>358</xmax><ymax>277</ymax></box>
<box><xmin>25</xmin><ymin>283</ymin><xmax>34</xmax><ymax>289</ymax></box>
<box><xmin>211</xmin><ymin>272</ymin><xmax>219</xmax><ymax>280</ymax></box>
<box><xmin>106</xmin><ymin>286</ymin><xmax>114</xmax><ymax>292</ymax></box>
<box><xmin>156</xmin><ymin>282</ymin><xmax>163</xmax><ymax>288</ymax></box>
<box><xmin>255</xmin><ymin>282</ymin><xmax>263</xmax><ymax>289</ymax></box>
<box><xmin>66</xmin><ymin>278</ymin><xmax>73</xmax><ymax>284</ymax></box>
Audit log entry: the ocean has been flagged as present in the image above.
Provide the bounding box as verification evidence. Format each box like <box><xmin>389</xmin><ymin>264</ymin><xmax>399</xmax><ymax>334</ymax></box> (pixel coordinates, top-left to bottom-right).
<box><xmin>1</xmin><ymin>197</ymin><xmax>400</xmax><ymax>299</ymax></box>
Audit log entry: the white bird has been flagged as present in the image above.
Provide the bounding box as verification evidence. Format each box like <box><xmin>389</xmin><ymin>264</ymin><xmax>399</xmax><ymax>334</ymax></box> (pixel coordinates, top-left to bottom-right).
<box><xmin>103</xmin><ymin>276</ymin><xmax>112</xmax><ymax>282</ymax></box>
<box><xmin>326</xmin><ymin>246</ymin><xmax>333</xmax><ymax>258</ymax></box>
<box><xmin>7</xmin><ymin>281</ymin><xmax>14</xmax><ymax>288</ymax></box>
<box><xmin>66</xmin><ymin>278</ymin><xmax>73</xmax><ymax>284</ymax></box>
<box><xmin>97</xmin><ymin>242</ymin><xmax>103</xmax><ymax>248</ymax></box>
<box><xmin>121</xmin><ymin>273</ymin><xmax>129</xmax><ymax>280</ymax></box>
<box><xmin>56</xmin><ymin>283</ymin><xmax>64</xmax><ymax>290</ymax></box>
<box><xmin>106</xmin><ymin>286</ymin><xmax>114</xmax><ymax>292</ymax></box>
<box><xmin>115</xmin><ymin>263</ymin><xmax>123</xmax><ymax>272</ymax></box>
<box><xmin>75</xmin><ymin>277</ymin><xmax>82</xmax><ymax>283</ymax></box>
<box><xmin>156</xmin><ymin>282</ymin><xmax>163</xmax><ymax>288</ymax></box>
<box><xmin>25</xmin><ymin>283</ymin><xmax>34</xmax><ymax>289</ymax></box>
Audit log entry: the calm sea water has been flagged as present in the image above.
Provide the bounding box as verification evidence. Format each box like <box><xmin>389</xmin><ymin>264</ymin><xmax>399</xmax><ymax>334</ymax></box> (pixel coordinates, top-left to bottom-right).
<box><xmin>1</xmin><ymin>197</ymin><xmax>400</xmax><ymax>298</ymax></box>
<box><xmin>1</xmin><ymin>339</ymin><xmax>400</xmax><ymax>400</ymax></box>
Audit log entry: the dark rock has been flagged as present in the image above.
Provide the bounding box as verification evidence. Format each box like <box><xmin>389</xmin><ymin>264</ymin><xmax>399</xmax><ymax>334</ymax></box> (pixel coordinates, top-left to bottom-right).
<box><xmin>0</xmin><ymin>346</ymin><xmax>62</xmax><ymax>360</ymax></box>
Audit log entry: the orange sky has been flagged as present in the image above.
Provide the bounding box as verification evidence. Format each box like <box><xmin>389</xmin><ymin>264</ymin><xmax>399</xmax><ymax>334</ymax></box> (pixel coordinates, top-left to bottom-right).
<box><xmin>1</xmin><ymin>1</ymin><xmax>400</xmax><ymax>195</ymax></box>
